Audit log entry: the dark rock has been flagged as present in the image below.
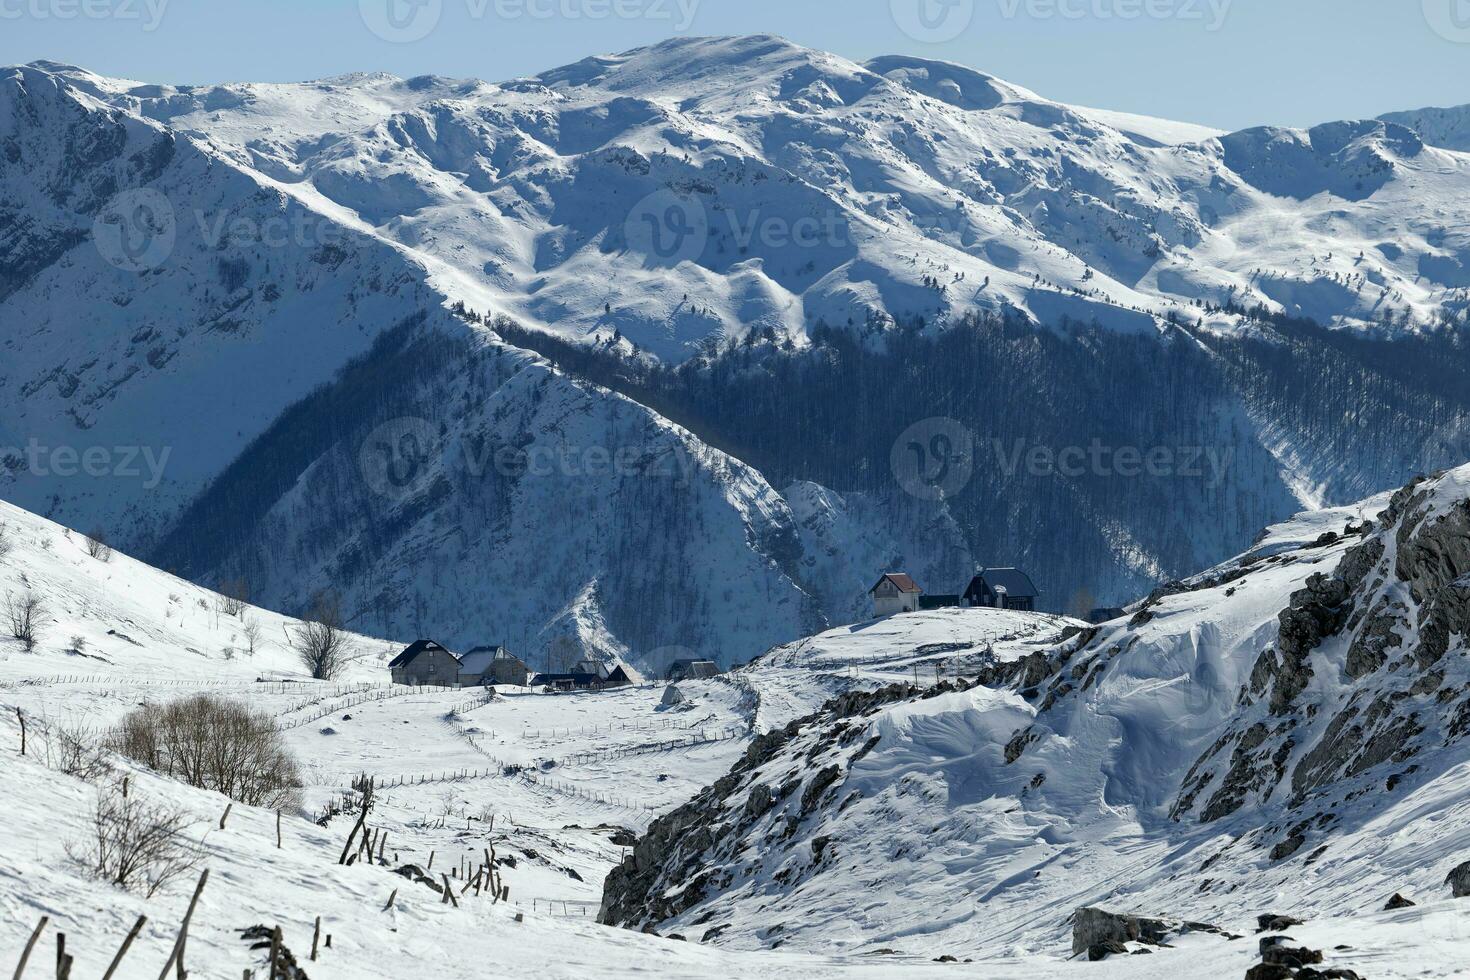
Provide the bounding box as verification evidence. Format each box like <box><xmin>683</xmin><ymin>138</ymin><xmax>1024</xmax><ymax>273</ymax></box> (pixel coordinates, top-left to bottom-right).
<box><xmin>1244</xmin><ymin>965</ymin><xmax>1295</xmax><ymax>980</ymax></box>
<box><xmin>1446</xmin><ymin>860</ymin><xmax>1470</xmax><ymax>897</ymax></box>
<box><xmin>1257</xmin><ymin>913</ymin><xmax>1305</xmax><ymax>933</ymax></box>
<box><xmin>1087</xmin><ymin>940</ymin><xmax>1130</xmax><ymax>961</ymax></box>
<box><xmin>1384</xmin><ymin>892</ymin><xmax>1416</xmax><ymax>910</ymax></box>
<box><xmin>1261</xmin><ymin>945</ymin><xmax>1323</xmax><ymax>968</ymax></box>
<box><xmin>1071</xmin><ymin>907</ymin><xmax>1173</xmax><ymax>956</ymax></box>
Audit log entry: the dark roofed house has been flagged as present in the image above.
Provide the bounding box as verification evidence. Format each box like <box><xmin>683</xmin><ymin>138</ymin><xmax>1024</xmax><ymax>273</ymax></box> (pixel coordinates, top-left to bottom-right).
<box><xmin>389</xmin><ymin>640</ymin><xmax>463</xmax><ymax>687</ymax></box>
<box><xmin>666</xmin><ymin>659</ymin><xmax>720</xmax><ymax>682</ymax></box>
<box><xmin>459</xmin><ymin>645</ymin><xmax>531</xmax><ymax>687</ymax></box>
<box><xmin>531</xmin><ymin>660</ymin><xmax>636</xmax><ymax>692</ymax></box>
<box><xmin>963</xmin><ymin>569</ymin><xmax>1040</xmax><ymax>612</ymax></box>
<box><xmin>870</xmin><ymin>573</ymin><xmax>923</xmax><ymax>617</ymax></box>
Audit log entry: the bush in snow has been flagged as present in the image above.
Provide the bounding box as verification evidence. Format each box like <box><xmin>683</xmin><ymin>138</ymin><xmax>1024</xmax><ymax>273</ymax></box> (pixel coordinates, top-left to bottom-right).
<box><xmin>84</xmin><ymin>528</ymin><xmax>112</xmax><ymax>561</ymax></box>
<box><xmin>68</xmin><ymin>781</ymin><xmax>202</xmax><ymax>897</ymax></box>
<box><xmin>113</xmin><ymin>695</ymin><xmax>302</xmax><ymax>810</ymax></box>
<box><xmin>40</xmin><ymin>720</ymin><xmax>112</xmax><ymax>782</ymax></box>
<box><xmin>5</xmin><ymin>589</ymin><xmax>45</xmax><ymax>651</ymax></box>
<box><xmin>216</xmin><ymin>577</ymin><xmax>250</xmax><ymax>617</ymax></box>
<box><xmin>0</xmin><ymin>521</ymin><xmax>10</xmax><ymax>559</ymax></box>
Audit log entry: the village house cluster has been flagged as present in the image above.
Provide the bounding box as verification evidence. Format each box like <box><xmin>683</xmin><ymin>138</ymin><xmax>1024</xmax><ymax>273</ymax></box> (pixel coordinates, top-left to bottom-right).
<box><xmin>869</xmin><ymin>568</ymin><xmax>1041</xmax><ymax>618</ymax></box>
<box><xmin>388</xmin><ymin>641</ymin><xmax>721</xmax><ymax>691</ymax></box>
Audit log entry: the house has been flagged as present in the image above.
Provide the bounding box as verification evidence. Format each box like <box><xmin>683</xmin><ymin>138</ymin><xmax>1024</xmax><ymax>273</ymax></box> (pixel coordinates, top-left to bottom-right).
<box><xmin>870</xmin><ymin>573</ymin><xmax>923</xmax><ymax>617</ymax></box>
<box><xmin>389</xmin><ymin>640</ymin><xmax>463</xmax><ymax>687</ymax></box>
<box><xmin>963</xmin><ymin>569</ymin><xmax>1040</xmax><ymax>612</ymax></box>
<box><xmin>459</xmin><ymin>645</ymin><xmax>531</xmax><ymax>687</ymax></box>
<box><xmin>666</xmin><ymin>658</ymin><xmax>720</xmax><ymax>682</ymax></box>
<box><xmin>530</xmin><ymin>659</ymin><xmax>636</xmax><ymax>692</ymax></box>
<box><xmin>531</xmin><ymin>671</ymin><xmax>595</xmax><ymax>692</ymax></box>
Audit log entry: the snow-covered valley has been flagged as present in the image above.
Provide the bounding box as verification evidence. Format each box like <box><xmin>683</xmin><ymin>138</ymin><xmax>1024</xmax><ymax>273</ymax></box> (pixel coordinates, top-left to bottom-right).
<box><xmin>5</xmin><ymin>459</ymin><xmax>1470</xmax><ymax>977</ymax></box>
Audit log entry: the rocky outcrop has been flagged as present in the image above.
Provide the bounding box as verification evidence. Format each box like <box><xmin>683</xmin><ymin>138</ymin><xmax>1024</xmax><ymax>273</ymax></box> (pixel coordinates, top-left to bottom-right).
<box><xmin>1168</xmin><ymin>469</ymin><xmax>1470</xmax><ymax>865</ymax></box>
<box><xmin>599</xmin><ymin>680</ymin><xmax>968</xmax><ymax>931</ymax></box>
<box><xmin>1071</xmin><ymin>907</ymin><xmax>1231</xmax><ymax>960</ymax></box>
<box><xmin>1445</xmin><ymin>860</ymin><xmax>1470</xmax><ymax>898</ymax></box>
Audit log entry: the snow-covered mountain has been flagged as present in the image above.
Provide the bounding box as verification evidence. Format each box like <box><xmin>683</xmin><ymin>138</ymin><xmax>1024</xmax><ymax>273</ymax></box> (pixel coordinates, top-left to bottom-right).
<box><xmin>5</xmin><ymin>37</ymin><xmax>1470</xmax><ymax>670</ymax></box>
<box><xmin>21</xmin><ymin>36</ymin><xmax>1470</xmax><ymax>361</ymax></box>
<box><xmin>601</xmin><ymin>464</ymin><xmax>1470</xmax><ymax>970</ymax></box>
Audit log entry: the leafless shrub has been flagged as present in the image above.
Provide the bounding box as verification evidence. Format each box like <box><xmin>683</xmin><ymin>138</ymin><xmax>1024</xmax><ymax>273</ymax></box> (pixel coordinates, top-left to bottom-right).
<box><xmin>85</xmin><ymin>528</ymin><xmax>112</xmax><ymax>561</ymax></box>
<box><xmin>68</xmin><ymin>782</ymin><xmax>202</xmax><ymax>897</ymax></box>
<box><xmin>39</xmin><ymin>720</ymin><xmax>112</xmax><ymax>782</ymax></box>
<box><xmin>0</xmin><ymin>522</ymin><xmax>11</xmax><ymax>560</ymax></box>
<box><xmin>5</xmin><ymin>589</ymin><xmax>44</xmax><ymax>651</ymax></box>
<box><xmin>292</xmin><ymin>592</ymin><xmax>349</xmax><ymax>681</ymax></box>
<box><xmin>216</xmin><ymin>577</ymin><xmax>250</xmax><ymax>617</ymax></box>
<box><xmin>113</xmin><ymin>695</ymin><xmax>302</xmax><ymax>810</ymax></box>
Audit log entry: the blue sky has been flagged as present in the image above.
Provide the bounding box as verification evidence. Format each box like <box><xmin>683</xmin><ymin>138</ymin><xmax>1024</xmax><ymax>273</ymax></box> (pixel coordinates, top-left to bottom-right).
<box><xmin>2</xmin><ymin>0</ymin><xmax>1467</xmax><ymax>131</ymax></box>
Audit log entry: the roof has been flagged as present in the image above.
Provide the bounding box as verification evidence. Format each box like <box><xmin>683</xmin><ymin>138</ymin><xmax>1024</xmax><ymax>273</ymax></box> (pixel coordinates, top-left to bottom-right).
<box><xmin>870</xmin><ymin>573</ymin><xmax>922</xmax><ymax>594</ymax></box>
<box><xmin>969</xmin><ymin>568</ymin><xmax>1039</xmax><ymax>598</ymax></box>
<box><xmin>460</xmin><ymin>645</ymin><xmax>524</xmax><ymax>674</ymax></box>
<box><xmin>389</xmin><ymin>640</ymin><xmax>458</xmax><ymax>669</ymax></box>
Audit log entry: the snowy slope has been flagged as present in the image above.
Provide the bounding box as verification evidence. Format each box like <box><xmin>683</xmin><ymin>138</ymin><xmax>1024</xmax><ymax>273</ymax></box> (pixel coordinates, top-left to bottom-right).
<box><xmin>601</xmin><ymin>464</ymin><xmax>1470</xmax><ymax>971</ymax></box>
<box><xmin>0</xmin><ymin>497</ymin><xmax>398</xmax><ymax>682</ymax></box>
<box><xmin>8</xmin><ymin>467</ymin><xmax>1470</xmax><ymax>977</ymax></box>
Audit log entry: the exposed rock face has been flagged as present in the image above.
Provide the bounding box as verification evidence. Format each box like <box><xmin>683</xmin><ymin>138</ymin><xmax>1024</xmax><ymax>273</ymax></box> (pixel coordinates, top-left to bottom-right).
<box><xmin>1164</xmin><ymin>470</ymin><xmax>1470</xmax><ymax>861</ymax></box>
<box><xmin>1446</xmin><ymin>860</ymin><xmax>1470</xmax><ymax>898</ymax></box>
<box><xmin>599</xmin><ymin>681</ymin><xmax>950</xmax><ymax>932</ymax></box>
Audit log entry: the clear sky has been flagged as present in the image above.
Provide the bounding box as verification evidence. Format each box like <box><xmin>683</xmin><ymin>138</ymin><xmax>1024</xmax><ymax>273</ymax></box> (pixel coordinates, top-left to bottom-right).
<box><xmin>1</xmin><ymin>0</ymin><xmax>1466</xmax><ymax>131</ymax></box>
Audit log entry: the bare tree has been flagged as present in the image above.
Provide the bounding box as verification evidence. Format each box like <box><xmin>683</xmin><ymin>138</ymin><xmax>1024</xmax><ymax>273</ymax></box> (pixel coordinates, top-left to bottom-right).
<box><xmin>68</xmin><ymin>782</ymin><xmax>202</xmax><ymax>897</ymax></box>
<box><xmin>216</xmin><ymin>577</ymin><xmax>250</xmax><ymax>618</ymax></box>
<box><xmin>112</xmin><ymin>695</ymin><xmax>302</xmax><ymax>809</ymax></box>
<box><xmin>0</xmin><ymin>521</ymin><xmax>11</xmax><ymax>560</ymax></box>
<box><xmin>292</xmin><ymin>592</ymin><xmax>348</xmax><ymax>681</ymax></box>
<box><xmin>85</xmin><ymin>528</ymin><xmax>112</xmax><ymax>562</ymax></box>
<box><xmin>5</xmin><ymin>589</ymin><xmax>44</xmax><ymax>651</ymax></box>
<box><xmin>241</xmin><ymin>617</ymin><xmax>263</xmax><ymax>658</ymax></box>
